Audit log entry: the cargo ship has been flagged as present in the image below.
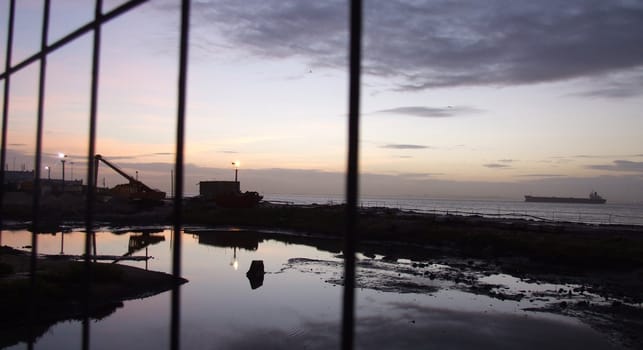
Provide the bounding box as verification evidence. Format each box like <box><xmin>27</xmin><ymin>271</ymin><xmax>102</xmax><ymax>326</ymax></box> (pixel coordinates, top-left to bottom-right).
<box><xmin>524</xmin><ymin>191</ymin><xmax>606</xmax><ymax>204</ymax></box>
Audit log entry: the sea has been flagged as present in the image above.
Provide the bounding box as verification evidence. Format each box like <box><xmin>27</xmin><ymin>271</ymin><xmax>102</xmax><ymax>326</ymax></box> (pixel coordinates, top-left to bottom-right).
<box><xmin>263</xmin><ymin>194</ymin><xmax>643</xmax><ymax>226</ymax></box>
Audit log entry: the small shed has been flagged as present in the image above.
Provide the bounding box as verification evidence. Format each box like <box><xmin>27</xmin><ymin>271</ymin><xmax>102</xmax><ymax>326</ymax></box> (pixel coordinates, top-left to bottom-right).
<box><xmin>199</xmin><ymin>181</ymin><xmax>240</xmax><ymax>199</ymax></box>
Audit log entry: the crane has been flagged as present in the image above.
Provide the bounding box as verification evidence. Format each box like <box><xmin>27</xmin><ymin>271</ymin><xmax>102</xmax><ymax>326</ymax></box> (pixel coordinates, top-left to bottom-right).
<box><xmin>94</xmin><ymin>154</ymin><xmax>166</xmax><ymax>201</ymax></box>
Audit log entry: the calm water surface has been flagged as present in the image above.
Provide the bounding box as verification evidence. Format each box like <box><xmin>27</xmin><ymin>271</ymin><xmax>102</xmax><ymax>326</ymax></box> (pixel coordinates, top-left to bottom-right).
<box><xmin>1</xmin><ymin>227</ymin><xmax>623</xmax><ymax>350</ymax></box>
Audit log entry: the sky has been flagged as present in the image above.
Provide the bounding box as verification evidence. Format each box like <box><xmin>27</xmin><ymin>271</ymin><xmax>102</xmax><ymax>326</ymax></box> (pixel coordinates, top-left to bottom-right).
<box><xmin>2</xmin><ymin>0</ymin><xmax>643</xmax><ymax>202</ymax></box>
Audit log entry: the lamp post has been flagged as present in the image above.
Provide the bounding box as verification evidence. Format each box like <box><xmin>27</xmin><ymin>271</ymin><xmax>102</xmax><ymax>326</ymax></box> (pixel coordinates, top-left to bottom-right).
<box><xmin>58</xmin><ymin>152</ymin><xmax>67</xmax><ymax>192</ymax></box>
<box><xmin>70</xmin><ymin>161</ymin><xmax>74</xmax><ymax>181</ymax></box>
<box><xmin>45</xmin><ymin>166</ymin><xmax>50</xmax><ymax>180</ymax></box>
<box><xmin>232</xmin><ymin>160</ymin><xmax>240</xmax><ymax>182</ymax></box>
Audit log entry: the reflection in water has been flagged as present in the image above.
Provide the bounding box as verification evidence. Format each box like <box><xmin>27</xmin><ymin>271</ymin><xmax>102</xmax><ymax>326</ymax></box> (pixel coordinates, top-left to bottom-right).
<box><xmin>116</xmin><ymin>234</ymin><xmax>165</xmax><ymax>269</ymax></box>
<box><xmin>57</xmin><ymin>229</ymin><xmax>95</xmax><ymax>257</ymax></box>
<box><xmin>188</xmin><ymin>229</ymin><xmax>260</xmax><ymax>251</ymax></box>
<box><xmin>0</xmin><ymin>299</ymin><xmax>124</xmax><ymax>349</ymax></box>
<box><xmin>186</xmin><ymin>230</ymin><xmax>266</xmax><ymax>289</ymax></box>
<box><xmin>128</xmin><ymin>234</ymin><xmax>166</xmax><ymax>254</ymax></box>
<box><xmin>230</xmin><ymin>247</ymin><xmax>239</xmax><ymax>270</ymax></box>
<box><xmin>0</xmin><ymin>228</ymin><xmax>626</xmax><ymax>350</ymax></box>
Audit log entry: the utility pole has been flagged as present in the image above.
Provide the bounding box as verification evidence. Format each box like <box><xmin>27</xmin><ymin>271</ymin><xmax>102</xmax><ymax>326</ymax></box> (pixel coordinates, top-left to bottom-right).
<box><xmin>232</xmin><ymin>160</ymin><xmax>240</xmax><ymax>182</ymax></box>
<box><xmin>59</xmin><ymin>153</ymin><xmax>67</xmax><ymax>192</ymax></box>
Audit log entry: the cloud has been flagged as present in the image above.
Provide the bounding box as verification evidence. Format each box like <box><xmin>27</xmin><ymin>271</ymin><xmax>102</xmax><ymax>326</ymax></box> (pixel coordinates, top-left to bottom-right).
<box><xmin>587</xmin><ymin>160</ymin><xmax>643</xmax><ymax>172</ymax></box>
<box><xmin>573</xmin><ymin>155</ymin><xmax>605</xmax><ymax>159</ymax></box>
<box><xmin>398</xmin><ymin>172</ymin><xmax>444</xmax><ymax>178</ymax></box>
<box><xmin>545</xmin><ymin>156</ymin><xmax>574</xmax><ymax>164</ymax></box>
<box><xmin>373</xmin><ymin>106</ymin><xmax>481</xmax><ymax>118</ymax></box>
<box><xmin>498</xmin><ymin>159</ymin><xmax>516</xmax><ymax>163</ymax></box>
<box><xmin>219</xmin><ymin>150</ymin><xmax>239</xmax><ymax>154</ymax></box>
<box><xmin>573</xmin><ymin>154</ymin><xmax>643</xmax><ymax>159</ymax></box>
<box><xmin>93</xmin><ymin>153</ymin><xmax>173</xmax><ymax>160</ymax></box>
<box><xmin>380</xmin><ymin>144</ymin><xmax>429</xmax><ymax>150</ymax></box>
<box><xmin>573</xmin><ymin>70</ymin><xmax>643</xmax><ymax>98</ymax></box>
<box><xmin>8</xmin><ymin>143</ymin><xmax>27</xmax><ymax>147</ymax></box>
<box><xmin>516</xmin><ymin>174</ymin><xmax>567</xmax><ymax>178</ymax></box>
<box><xmin>483</xmin><ymin>163</ymin><xmax>510</xmax><ymax>169</ymax></box>
<box><xmin>177</xmin><ymin>0</ymin><xmax>643</xmax><ymax>91</ymax></box>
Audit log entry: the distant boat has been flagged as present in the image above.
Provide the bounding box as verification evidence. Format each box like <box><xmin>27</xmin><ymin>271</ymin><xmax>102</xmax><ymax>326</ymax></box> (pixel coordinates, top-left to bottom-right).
<box><xmin>524</xmin><ymin>191</ymin><xmax>606</xmax><ymax>204</ymax></box>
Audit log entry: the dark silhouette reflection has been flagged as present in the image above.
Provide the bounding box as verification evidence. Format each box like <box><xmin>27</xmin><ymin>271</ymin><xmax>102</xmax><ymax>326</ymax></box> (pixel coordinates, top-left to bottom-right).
<box><xmin>186</xmin><ymin>228</ymin><xmax>344</xmax><ymax>255</ymax></box>
<box><xmin>246</xmin><ymin>260</ymin><xmax>265</xmax><ymax>290</ymax></box>
<box><xmin>112</xmin><ymin>233</ymin><xmax>165</xmax><ymax>268</ymax></box>
<box><xmin>127</xmin><ymin>234</ymin><xmax>165</xmax><ymax>253</ymax></box>
<box><xmin>0</xmin><ymin>301</ymin><xmax>123</xmax><ymax>349</ymax></box>
<box><xmin>112</xmin><ymin>227</ymin><xmax>165</xmax><ymax>236</ymax></box>
<box><xmin>23</xmin><ymin>227</ymin><xmax>75</xmax><ymax>256</ymax></box>
<box><xmin>230</xmin><ymin>247</ymin><xmax>239</xmax><ymax>270</ymax></box>
<box><xmin>187</xmin><ymin>229</ymin><xmax>261</xmax><ymax>251</ymax></box>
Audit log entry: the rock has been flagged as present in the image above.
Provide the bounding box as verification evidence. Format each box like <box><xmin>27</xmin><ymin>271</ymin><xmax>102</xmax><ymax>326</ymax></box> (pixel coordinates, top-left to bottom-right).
<box><xmin>246</xmin><ymin>260</ymin><xmax>265</xmax><ymax>290</ymax></box>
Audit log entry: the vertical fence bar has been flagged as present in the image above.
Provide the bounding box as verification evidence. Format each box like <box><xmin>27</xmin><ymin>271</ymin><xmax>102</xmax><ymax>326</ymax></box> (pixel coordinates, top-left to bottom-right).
<box><xmin>342</xmin><ymin>0</ymin><xmax>362</xmax><ymax>349</ymax></box>
<box><xmin>0</xmin><ymin>0</ymin><xmax>16</xmax><ymax>224</ymax></box>
<box><xmin>31</xmin><ymin>0</ymin><xmax>51</xmax><ymax>285</ymax></box>
<box><xmin>171</xmin><ymin>1</ymin><xmax>191</xmax><ymax>349</ymax></box>
<box><xmin>82</xmin><ymin>0</ymin><xmax>103</xmax><ymax>348</ymax></box>
<box><xmin>27</xmin><ymin>0</ymin><xmax>51</xmax><ymax>347</ymax></box>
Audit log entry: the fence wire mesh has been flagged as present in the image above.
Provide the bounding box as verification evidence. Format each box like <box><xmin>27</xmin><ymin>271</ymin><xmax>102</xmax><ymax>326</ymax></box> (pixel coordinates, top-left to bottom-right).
<box><xmin>0</xmin><ymin>1</ymin><xmax>361</xmax><ymax>349</ymax></box>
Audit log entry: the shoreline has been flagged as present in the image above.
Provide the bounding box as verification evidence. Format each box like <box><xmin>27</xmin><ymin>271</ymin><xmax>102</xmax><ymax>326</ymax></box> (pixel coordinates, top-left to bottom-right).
<box><xmin>3</xmin><ymin>198</ymin><xmax>643</xmax><ymax>273</ymax></box>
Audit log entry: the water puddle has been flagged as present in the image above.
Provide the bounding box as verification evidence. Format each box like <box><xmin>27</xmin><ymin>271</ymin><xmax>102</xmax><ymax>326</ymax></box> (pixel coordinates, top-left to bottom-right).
<box><xmin>1</xmin><ymin>227</ymin><xmax>638</xmax><ymax>349</ymax></box>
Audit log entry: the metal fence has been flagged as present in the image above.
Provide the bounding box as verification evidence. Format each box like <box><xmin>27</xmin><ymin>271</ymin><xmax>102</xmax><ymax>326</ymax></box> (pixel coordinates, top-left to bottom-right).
<box><xmin>0</xmin><ymin>1</ymin><xmax>361</xmax><ymax>349</ymax></box>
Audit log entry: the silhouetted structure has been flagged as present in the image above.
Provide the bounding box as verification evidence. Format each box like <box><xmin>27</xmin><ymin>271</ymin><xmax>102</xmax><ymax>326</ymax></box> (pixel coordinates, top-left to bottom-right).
<box><xmin>94</xmin><ymin>154</ymin><xmax>166</xmax><ymax>201</ymax></box>
<box><xmin>198</xmin><ymin>181</ymin><xmax>262</xmax><ymax>208</ymax></box>
<box><xmin>199</xmin><ymin>181</ymin><xmax>239</xmax><ymax>198</ymax></box>
<box><xmin>246</xmin><ymin>260</ymin><xmax>265</xmax><ymax>290</ymax></box>
<box><xmin>2</xmin><ymin>170</ymin><xmax>33</xmax><ymax>191</ymax></box>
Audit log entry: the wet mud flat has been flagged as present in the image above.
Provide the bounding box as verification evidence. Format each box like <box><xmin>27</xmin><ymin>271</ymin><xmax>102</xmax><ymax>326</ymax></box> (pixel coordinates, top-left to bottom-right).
<box><xmin>0</xmin><ymin>246</ymin><xmax>186</xmax><ymax>348</ymax></box>
<box><xmin>186</xmin><ymin>225</ymin><xmax>642</xmax><ymax>349</ymax></box>
<box><xmin>277</xmin><ymin>252</ymin><xmax>642</xmax><ymax>349</ymax></box>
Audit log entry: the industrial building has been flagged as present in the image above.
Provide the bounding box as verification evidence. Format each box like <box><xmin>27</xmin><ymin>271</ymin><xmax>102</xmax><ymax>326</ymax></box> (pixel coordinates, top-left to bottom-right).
<box><xmin>198</xmin><ymin>181</ymin><xmax>240</xmax><ymax>199</ymax></box>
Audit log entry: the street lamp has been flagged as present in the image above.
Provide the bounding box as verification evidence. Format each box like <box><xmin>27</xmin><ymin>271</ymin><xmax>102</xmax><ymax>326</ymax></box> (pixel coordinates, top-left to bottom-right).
<box><xmin>45</xmin><ymin>166</ymin><xmax>50</xmax><ymax>180</ymax></box>
<box><xmin>58</xmin><ymin>152</ymin><xmax>67</xmax><ymax>191</ymax></box>
<box><xmin>232</xmin><ymin>160</ymin><xmax>240</xmax><ymax>182</ymax></box>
